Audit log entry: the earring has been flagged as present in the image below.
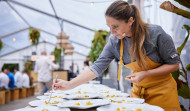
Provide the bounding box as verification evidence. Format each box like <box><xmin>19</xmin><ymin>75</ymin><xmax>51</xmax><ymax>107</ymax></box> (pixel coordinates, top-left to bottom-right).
<box><xmin>122</xmin><ymin>33</ymin><xmax>126</xmax><ymax>36</ymax></box>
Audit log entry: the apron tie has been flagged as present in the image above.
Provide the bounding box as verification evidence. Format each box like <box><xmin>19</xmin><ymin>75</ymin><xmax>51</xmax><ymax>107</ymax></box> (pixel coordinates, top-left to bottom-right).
<box><xmin>136</xmin><ymin>85</ymin><xmax>146</xmax><ymax>99</ymax></box>
<box><xmin>117</xmin><ymin>39</ymin><xmax>124</xmax><ymax>81</ymax></box>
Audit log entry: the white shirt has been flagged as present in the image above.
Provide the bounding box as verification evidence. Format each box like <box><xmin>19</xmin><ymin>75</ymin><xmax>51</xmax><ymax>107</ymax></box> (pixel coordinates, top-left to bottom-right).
<box><xmin>22</xmin><ymin>73</ymin><xmax>30</xmax><ymax>88</ymax></box>
<box><xmin>35</xmin><ymin>55</ymin><xmax>58</xmax><ymax>82</ymax></box>
<box><xmin>0</xmin><ymin>72</ymin><xmax>9</xmax><ymax>89</ymax></box>
<box><xmin>82</xmin><ymin>66</ymin><xmax>89</xmax><ymax>71</ymax></box>
<box><xmin>14</xmin><ymin>71</ymin><xmax>23</xmax><ymax>88</ymax></box>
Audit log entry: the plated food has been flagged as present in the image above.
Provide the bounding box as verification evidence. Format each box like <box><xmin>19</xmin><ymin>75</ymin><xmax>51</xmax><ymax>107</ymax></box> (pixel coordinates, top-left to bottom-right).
<box><xmin>109</xmin><ymin>97</ymin><xmax>145</xmax><ymax>104</ymax></box>
<box><xmin>101</xmin><ymin>93</ymin><xmax>129</xmax><ymax>98</ymax></box>
<box><xmin>37</xmin><ymin>95</ymin><xmax>64</xmax><ymax>100</ymax></box>
<box><xmin>97</xmin><ymin>104</ymin><xmax>164</xmax><ymax>111</ymax></box>
<box><xmin>13</xmin><ymin>106</ymin><xmax>70</xmax><ymax>111</ymax></box>
<box><xmin>57</xmin><ymin>99</ymin><xmax>110</xmax><ymax>109</ymax></box>
<box><xmin>63</xmin><ymin>93</ymin><xmax>102</xmax><ymax>100</ymax></box>
<box><xmin>29</xmin><ymin>98</ymin><xmax>65</xmax><ymax>106</ymax></box>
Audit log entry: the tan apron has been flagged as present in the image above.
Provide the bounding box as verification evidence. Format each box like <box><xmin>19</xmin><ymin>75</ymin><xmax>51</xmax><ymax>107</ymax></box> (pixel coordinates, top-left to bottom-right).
<box><xmin>118</xmin><ymin>39</ymin><xmax>181</xmax><ymax>111</ymax></box>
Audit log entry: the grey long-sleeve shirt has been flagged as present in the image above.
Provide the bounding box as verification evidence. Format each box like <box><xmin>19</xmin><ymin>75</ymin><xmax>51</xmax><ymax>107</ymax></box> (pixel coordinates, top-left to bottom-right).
<box><xmin>90</xmin><ymin>24</ymin><xmax>179</xmax><ymax>76</ymax></box>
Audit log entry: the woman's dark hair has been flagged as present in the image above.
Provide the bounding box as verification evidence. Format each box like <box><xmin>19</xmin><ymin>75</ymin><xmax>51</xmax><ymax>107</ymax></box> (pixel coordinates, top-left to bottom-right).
<box><xmin>84</xmin><ymin>61</ymin><xmax>89</xmax><ymax>66</ymax></box>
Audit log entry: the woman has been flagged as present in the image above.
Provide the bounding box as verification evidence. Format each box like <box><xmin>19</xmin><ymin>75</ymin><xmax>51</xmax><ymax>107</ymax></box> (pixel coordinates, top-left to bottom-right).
<box><xmin>54</xmin><ymin>0</ymin><xmax>181</xmax><ymax>110</ymax></box>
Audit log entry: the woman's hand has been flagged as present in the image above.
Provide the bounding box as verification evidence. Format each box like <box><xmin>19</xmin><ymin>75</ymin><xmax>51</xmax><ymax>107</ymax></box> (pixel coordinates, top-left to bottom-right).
<box><xmin>125</xmin><ymin>71</ymin><xmax>147</xmax><ymax>83</ymax></box>
<box><xmin>53</xmin><ymin>79</ymin><xmax>74</xmax><ymax>90</ymax></box>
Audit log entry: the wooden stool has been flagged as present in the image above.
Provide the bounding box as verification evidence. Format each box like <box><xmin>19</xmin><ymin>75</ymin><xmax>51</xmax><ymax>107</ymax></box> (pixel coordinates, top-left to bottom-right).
<box><xmin>19</xmin><ymin>88</ymin><xmax>27</xmax><ymax>99</ymax></box>
<box><xmin>0</xmin><ymin>90</ymin><xmax>6</xmax><ymax>104</ymax></box>
<box><xmin>5</xmin><ymin>90</ymin><xmax>11</xmax><ymax>103</ymax></box>
<box><xmin>31</xmin><ymin>85</ymin><xmax>35</xmax><ymax>96</ymax></box>
<box><xmin>26</xmin><ymin>88</ymin><xmax>30</xmax><ymax>97</ymax></box>
<box><xmin>11</xmin><ymin>88</ymin><xmax>19</xmax><ymax>101</ymax></box>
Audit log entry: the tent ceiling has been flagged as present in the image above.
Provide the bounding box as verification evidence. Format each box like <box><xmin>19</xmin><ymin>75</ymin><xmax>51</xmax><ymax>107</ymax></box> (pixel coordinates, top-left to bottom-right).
<box><xmin>0</xmin><ymin>0</ymin><xmax>113</xmax><ymax>56</ymax></box>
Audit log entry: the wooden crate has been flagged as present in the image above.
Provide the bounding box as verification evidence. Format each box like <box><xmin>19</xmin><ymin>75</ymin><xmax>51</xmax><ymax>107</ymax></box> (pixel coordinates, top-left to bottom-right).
<box><xmin>19</xmin><ymin>88</ymin><xmax>27</xmax><ymax>99</ymax></box>
<box><xmin>30</xmin><ymin>71</ymin><xmax>38</xmax><ymax>81</ymax></box>
<box><xmin>5</xmin><ymin>90</ymin><xmax>11</xmax><ymax>103</ymax></box>
<box><xmin>26</xmin><ymin>88</ymin><xmax>31</xmax><ymax>97</ymax></box>
<box><xmin>30</xmin><ymin>86</ymin><xmax>35</xmax><ymax>96</ymax></box>
<box><xmin>11</xmin><ymin>89</ymin><xmax>19</xmax><ymax>101</ymax></box>
<box><xmin>53</xmin><ymin>70</ymin><xmax>68</xmax><ymax>81</ymax></box>
<box><xmin>0</xmin><ymin>90</ymin><xmax>6</xmax><ymax>104</ymax></box>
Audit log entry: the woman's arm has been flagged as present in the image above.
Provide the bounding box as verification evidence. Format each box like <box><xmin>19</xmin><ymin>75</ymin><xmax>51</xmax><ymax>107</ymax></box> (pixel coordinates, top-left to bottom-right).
<box><xmin>54</xmin><ymin>37</ymin><xmax>115</xmax><ymax>90</ymax></box>
<box><xmin>54</xmin><ymin>69</ymin><xmax>97</xmax><ymax>90</ymax></box>
<box><xmin>125</xmin><ymin>64</ymin><xmax>179</xmax><ymax>83</ymax></box>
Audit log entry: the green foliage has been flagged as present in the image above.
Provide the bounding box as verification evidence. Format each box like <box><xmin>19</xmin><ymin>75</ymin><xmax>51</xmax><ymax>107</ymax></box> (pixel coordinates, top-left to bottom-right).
<box><xmin>89</xmin><ymin>30</ymin><xmax>108</xmax><ymax>63</ymax></box>
<box><xmin>54</xmin><ymin>47</ymin><xmax>61</xmax><ymax>63</ymax></box>
<box><xmin>54</xmin><ymin>47</ymin><xmax>65</xmax><ymax>63</ymax></box>
<box><xmin>24</xmin><ymin>61</ymin><xmax>32</xmax><ymax>73</ymax></box>
<box><xmin>0</xmin><ymin>39</ymin><xmax>3</xmax><ymax>51</ymax></box>
<box><xmin>160</xmin><ymin>1</ymin><xmax>190</xmax><ymax>19</ymax></box>
<box><xmin>178</xmin><ymin>83</ymin><xmax>190</xmax><ymax>99</ymax></box>
<box><xmin>172</xmin><ymin>70</ymin><xmax>182</xmax><ymax>79</ymax></box>
<box><xmin>2</xmin><ymin>64</ymin><xmax>19</xmax><ymax>72</ymax></box>
<box><xmin>177</xmin><ymin>25</ymin><xmax>190</xmax><ymax>54</ymax></box>
<box><xmin>29</xmin><ymin>28</ymin><xmax>40</xmax><ymax>46</ymax></box>
<box><xmin>185</xmin><ymin>64</ymin><xmax>190</xmax><ymax>71</ymax></box>
<box><xmin>174</xmin><ymin>8</ymin><xmax>190</xmax><ymax>19</ymax></box>
<box><xmin>174</xmin><ymin>0</ymin><xmax>190</xmax><ymax>9</ymax></box>
<box><xmin>160</xmin><ymin>1</ymin><xmax>190</xmax><ymax>110</ymax></box>
<box><xmin>89</xmin><ymin>30</ymin><xmax>109</xmax><ymax>75</ymax></box>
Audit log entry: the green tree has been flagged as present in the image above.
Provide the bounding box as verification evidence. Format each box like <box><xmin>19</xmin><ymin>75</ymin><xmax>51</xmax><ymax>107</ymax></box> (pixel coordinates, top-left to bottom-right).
<box><xmin>160</xmin><ymin>1</ymin><xmax>190</xmax><ymax>110</ymax></box>
<box><xmin>0</xmin><ymin>39</ymin><xmax>3</xmax><ymax>51</ymax></box>
<box><xmin>29</xmin><ymin>28</ymin><xmax>40</xmax><ymax>46</ymax></box>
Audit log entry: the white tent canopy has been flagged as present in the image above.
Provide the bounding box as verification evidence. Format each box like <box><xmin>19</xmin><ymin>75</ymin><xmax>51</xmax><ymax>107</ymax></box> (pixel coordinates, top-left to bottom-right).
<box><xmin>0</xmin><ymin>0</ymin><xmax>113</xmax><ymax>57</ymax></box>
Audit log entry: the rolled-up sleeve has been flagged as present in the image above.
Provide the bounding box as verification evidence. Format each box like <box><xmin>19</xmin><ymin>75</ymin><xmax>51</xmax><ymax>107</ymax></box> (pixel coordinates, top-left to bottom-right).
<box><xmin>157</xmin><ymin>26</ymin><xmax>180</xmax><ymax>64</ymax></box>
<box><xmin>90</xmin><ymin>38</ymin><xmax>115</xmax><ymax>76</ymax></box>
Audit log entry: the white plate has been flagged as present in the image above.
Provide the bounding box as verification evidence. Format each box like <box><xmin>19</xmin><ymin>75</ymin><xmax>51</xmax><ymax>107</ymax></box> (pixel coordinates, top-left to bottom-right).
<box><xmin>36</xmin><ymin>96</ymin><xmax>50</xmax><ymax>100</ymax></box>
<box><xmin>44</xmin><ymin>91</ymin><xmax>65</xmax><ymax>96</ymax></box>
<box><xmin>13</xmin><ymin>108</ymin><xmax>34</xmax><ymax>111</ymax></box>
<box><xmin>97</xmin><ymin>104</ymin><xmax>164</xmax><ymax>111</ymax></box>
<box><xmin>37</xmin><ymin>94</ymin><xmax>65</xmax><ymax>100</ymax></box>
<box><xmin>64</xmin><ymin>91</ymin><xmax>95</xmax><ymax>95</ymax></box>
<box><xmin>44</xmin><ymin>92</ymin><xmax>52</xmax><ymax>96</ymax></box>
<box><xmin>29</xmin><ymin>98</ymin><xmax>65</xmax><ymax>106</ymax></box>
<box><xmin>98</xmin><ymin>90</ymin><xmax>121</xmax><ymax>94</ymax></box>
<box><xmin>14</xmin><ymin>106</ymin><xmax>70</xmax><ymax>111</ymax></box>
<box><xmin>101</xmin><ymin>93</ymin><xmax>129</xmax><ymax>98</ymax></box>
<box><xmin>63</xmin><ymin>93</ymin><xmax>102</xmax><ymax>100</ymax></box>
<box><xmin>57</xmin><ymin>99</ymin><xmax>110</xmax><ymax>109</ymax></box>
<box><xmin>110</xmin><ymin>97</ymin><xmax>145</xmax><ymax>104</ymax></box>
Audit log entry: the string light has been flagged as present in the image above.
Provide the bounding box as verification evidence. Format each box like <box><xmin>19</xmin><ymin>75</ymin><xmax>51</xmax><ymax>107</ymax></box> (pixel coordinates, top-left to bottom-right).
<box><xmin>45</xmin><ymin>38</ymin><xmax>48</xmax><ymax>42</ymax></box>
<box><xmin>79</xmin><ymin>49</ymin><xmax>82</xmax><ymax>53</ymax></box>
<box><xmin>13</xmin><ymin>38</ymin><xmax>16</xmax><ymax>41</ymax></box>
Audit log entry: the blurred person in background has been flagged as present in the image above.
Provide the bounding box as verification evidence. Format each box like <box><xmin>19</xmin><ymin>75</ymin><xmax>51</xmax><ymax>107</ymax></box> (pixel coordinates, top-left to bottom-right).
<box><xmin>22</xmin><ymin>70</ymin><xmax>30</xmax><ymax>88</ymax></box>
<box><xmin>68</xmin><ymin>66</ymin><xmax>74</xmax><ymax>81</ymax></box>
<box><xmin>14</xmin><ymin>68</ymin><xmax>23</xmax><ymax>88</ymax></box>
<box><xmin>0</xmin><ymin>69</ymin><xmax>9</xmax><ymax>89</ymax></box>
<box><xmin>82</xmin><ymin>61</ymin><xmax>89</xmax><ymax>71</ymax></box>
<box><xmin>28</xmin><ymin>71</ymin><xmax>33</xmax><ymax>86</ymax></box>
<box><xmin>53</xmin><ymin>1</ymin><xmax>181</xmax><ymax>111</ymax></box>
<box><xmin>35</xmin><ymin>50</ymin><xmax>59</xmax><ymax>95</ymax></box>
<box><xmin>86</xmin><ymin>56</ymin><xmax>92</xmax><ymax>66</ymax></box>
<box><xmin>4</xmin><ymin>68</ymin><xmax>15</xmax><ymax>89</ymax></box>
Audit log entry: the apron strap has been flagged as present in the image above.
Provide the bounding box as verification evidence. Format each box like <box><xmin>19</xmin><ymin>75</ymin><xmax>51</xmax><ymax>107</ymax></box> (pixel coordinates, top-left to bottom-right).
<box><xmin>117</xmin><ymin>39</ymin><xmax>124</xmax><ymax>81</ymax></box>
<box><xmin>136</xmin><ymin>85</ymin><xmax>146</xmax><ymax>99</ymax></box>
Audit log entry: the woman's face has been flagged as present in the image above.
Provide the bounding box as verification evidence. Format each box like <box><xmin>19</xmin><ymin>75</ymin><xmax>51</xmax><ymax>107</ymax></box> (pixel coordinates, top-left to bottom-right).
<box><xmin>106</xmin><ymin>16</ymin><xmax>132</xmax><ymax>39</ymax></box>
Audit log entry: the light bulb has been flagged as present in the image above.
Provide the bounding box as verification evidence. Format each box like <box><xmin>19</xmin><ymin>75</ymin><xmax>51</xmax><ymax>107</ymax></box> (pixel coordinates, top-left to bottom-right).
<box><xmin>13</xmin><ymin>38</ymin><xmax>16</xmax><ymax>41</ymax></box>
